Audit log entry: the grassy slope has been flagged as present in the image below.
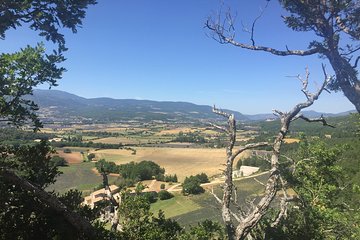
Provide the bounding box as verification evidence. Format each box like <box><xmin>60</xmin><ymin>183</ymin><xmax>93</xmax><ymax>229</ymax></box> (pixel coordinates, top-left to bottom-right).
<box><xmin>151</xmin><ymin>173</ymin><xmax>269</xmax><ymax>226</ymax></box>
<box><xmin>47</xmin><ymin>162</ymin><xmax>117</xmax><ymax>196</ymax></box>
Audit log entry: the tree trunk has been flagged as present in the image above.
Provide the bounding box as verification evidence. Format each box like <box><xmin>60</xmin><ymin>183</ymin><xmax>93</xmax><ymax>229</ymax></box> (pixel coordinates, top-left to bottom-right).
<box><xmin>325</xmin><ymin>51</ymin><xmax>360</xmax><ymax>113</ymax></box>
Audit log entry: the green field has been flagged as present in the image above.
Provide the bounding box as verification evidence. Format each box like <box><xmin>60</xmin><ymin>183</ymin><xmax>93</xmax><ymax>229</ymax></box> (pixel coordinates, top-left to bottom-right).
<box><xmin>47</xmin><ymin>162</ymin><xmax>117</xmax><ymax>196</ymax></box>
<box><xmin>151</xmin><ymin>193</ymin><xmax>202</xmax><ymax>218</ymax></box>
<box><xmin>150</xmin><ymin>173</ymin><xmax>270</xmax><ymax>226</ymax></box>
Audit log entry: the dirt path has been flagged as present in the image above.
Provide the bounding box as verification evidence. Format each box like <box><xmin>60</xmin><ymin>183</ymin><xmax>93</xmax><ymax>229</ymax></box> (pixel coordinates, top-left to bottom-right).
<box><xmin>167</xmin><ymin>171</ymin><xmax>270</xmax><ymax>192</ymax></box>
<box><xmin>167</xmin><ymin>183</ymin><xmax>182</xmax><ymax>192</ymax></box>
<box><xmin>147</xmin><ymin>179</ymin><xmax>156</xmax><ymax>189</ymax></box>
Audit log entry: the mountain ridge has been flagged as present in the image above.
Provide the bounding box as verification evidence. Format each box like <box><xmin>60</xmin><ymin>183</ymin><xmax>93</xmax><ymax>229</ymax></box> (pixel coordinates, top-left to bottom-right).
<box><xmin>29</xmin><ymin>89</ymin><xmax>355</xmax><ymax>123</ymax></box>
<box><xmin>29</xmin><ymin>89</ymin><xmax>248</xmax><ymax>122</ymax></box>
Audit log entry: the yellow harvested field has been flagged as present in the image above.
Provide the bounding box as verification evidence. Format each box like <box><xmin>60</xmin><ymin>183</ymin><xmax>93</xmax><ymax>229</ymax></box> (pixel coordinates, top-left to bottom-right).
<box><xmin>93</xmin><ymin>147</ymin><xmax>251</xmax><ymax>181</ymax></box>
<box><xmin>155</xmin><ymin>127</ymin><xmax>195</xmax><ymax>135</ymax></box>
<box><xmin>283</xmin><ymin>138</ymin><xmax>300</xmax><ymax>143</ymax></box>
<box><xmin>90</xmin><ymin>137</ymin><xmax>143</xmax><ymax>144</ymax></box>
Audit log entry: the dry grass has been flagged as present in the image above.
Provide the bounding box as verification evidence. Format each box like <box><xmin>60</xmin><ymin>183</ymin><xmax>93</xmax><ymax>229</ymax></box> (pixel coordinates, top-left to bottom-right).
<box><xmin>56</xmin><ymin>151</ymin><xmax>83</xmax><ymax>164</ymax></box>
<box><xmin>283</xmin><ymin>138</ymin><xmax>300</xmax><ymax>143</ymax></box>
<box><xmin>90</xmin><ymin>137</ymin><xmax>150</xmax><ymax>145</ymax></box>
<box><xmin>93</xmin><ymin>147</ymin><xmax>251</xmax><ymax>181</ymax></box>
<box><xmin>155</xmin><ymin>127</ymin><xmax>195</xmax><ymax>135</ymax></box>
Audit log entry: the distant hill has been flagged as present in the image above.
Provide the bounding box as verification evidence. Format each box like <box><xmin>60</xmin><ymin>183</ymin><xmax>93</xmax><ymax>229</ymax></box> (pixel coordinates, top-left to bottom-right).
<box><xmin>28</xmin><ymin>90</ymin><xmax>249</xmax><ymax>122</ymax></box>
<box><xmin>245</xmin><ymin>110</ymin><xmax>356</xmax><ymax>121</ymax></box>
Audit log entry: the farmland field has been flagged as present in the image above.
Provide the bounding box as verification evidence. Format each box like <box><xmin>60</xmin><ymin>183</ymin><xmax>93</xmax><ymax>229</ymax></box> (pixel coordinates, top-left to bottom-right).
<box><xmin>56</xmin><ymin>151</ymin><xmax>84</xmax><ymax>164</ymax></box>
<box><xmin>47</xmin><ymin>162</ymin><xmax>117</xmax><ymax>195</ymax></box>
<box><xmin>93</xmin><ymin>147</ymin><xmax>252</xmax><ymax>181</ymax></box>
<box><xmin>151</xmin><ymin>173</ymin><xmax>270</xmax><ymax>226</ymax></box>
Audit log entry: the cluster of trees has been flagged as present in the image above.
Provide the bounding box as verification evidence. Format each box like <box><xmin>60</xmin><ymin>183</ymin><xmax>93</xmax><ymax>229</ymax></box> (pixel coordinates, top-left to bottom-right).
<box><xmin>50</xmin><ymin>156</ymin><xmax>68</xmax><ymax>167</ymax></box>
<box><xmin>119</xmin><ymin>160</ymin><xmax>165</xmax><ymax>181</ymax></box>
<box><xmin>173</xmin><ymin>131</ymin><xmax>206</xmax><ymax>143</ymax></box>
<box><xmin>95</xmin><ymin>159</ymin><xmax>167</xmax><ymax>182</ymax></box>
<box><xmin>95</xmin><ymin>159</ymin><xmax>119</xmax><ymax>174</ymax></box>
<box><xmin>182</xmin><ymin>173</ymin><xmax>209</xmax><ymax>195</ymax></box>
<box><xmin>254</xmin><ymin>114</ymin><xmax>359</xmax><ymax>142</ymax></box>
<box><xmin>51</xmin><ymin>140</ymin><xmax>122</xmax><ymax>149</ymax></box>
<box><xmin>0</xmin><ymin>128</ymin><xmax>56</xmax><ymax>145</ymax></box>
<box><xmin>163</xmin><ymin>174</ymin><xmax>178</xmax><ymax>183</ymax></box>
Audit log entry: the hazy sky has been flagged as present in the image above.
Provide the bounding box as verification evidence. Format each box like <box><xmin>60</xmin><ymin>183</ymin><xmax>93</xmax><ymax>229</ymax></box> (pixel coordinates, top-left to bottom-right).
<box><xmin>1</xmin><ymin>0</ymin><xmax>356</xmax><ymax>114</ymax></box>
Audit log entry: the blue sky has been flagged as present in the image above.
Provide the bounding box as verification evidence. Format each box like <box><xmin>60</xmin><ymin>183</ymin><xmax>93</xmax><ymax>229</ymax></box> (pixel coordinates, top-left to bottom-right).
<box><xmin>1</xmin><ymin>0</ymin><xmax>355</xmax><ymax>114</ymax></box>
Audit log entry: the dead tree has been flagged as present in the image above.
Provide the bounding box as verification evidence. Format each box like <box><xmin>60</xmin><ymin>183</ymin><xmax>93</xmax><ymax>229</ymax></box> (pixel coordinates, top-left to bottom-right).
<box><xmin>206</xmin><ymin>1</ymin><xmax>360</xmax><ymax>112</ymax></box>
<box><xmin>211</xmin><ymin>65</ymin><xmax>332</xmax><ymax>240</ymax></box>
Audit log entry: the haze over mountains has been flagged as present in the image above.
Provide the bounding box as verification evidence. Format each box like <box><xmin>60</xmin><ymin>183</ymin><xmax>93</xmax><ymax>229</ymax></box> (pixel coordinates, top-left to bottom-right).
<box><xmin>29</xmin><ymin>90</ymin><xmax>354</xmax><ymax>123</ymax></box>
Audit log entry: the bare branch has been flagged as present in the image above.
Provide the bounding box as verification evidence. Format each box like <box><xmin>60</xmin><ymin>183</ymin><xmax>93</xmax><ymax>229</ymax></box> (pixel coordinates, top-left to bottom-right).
<box><xmin>271</xmin><ymin>176</ymin><xmax>289</xmax><ymax>227</ymax></box>
<box><xmin>272</xmin><ymin>109</ymin><xmax>284</xmax><ymax>117</ymax></box>
<box><xmin>211</xmin><ymin>66</ymin><xmax>331</xmax><ymax>239</ymax></box>
<box><xmin>233</xmin><ymin>142</ymin><xmax>269</xmax><ymax>159</ymax></box>
<box><xmin>250</xmin><ymin>0</ymin><xmax>270</xmax><ymax>46</ymax></box>
<box><xmin>206</xmin><ymin>20</ymin><xmax>319</xmax><ymax>56</ymax></box>
<box><xmin>212</xmin><ymin>105</ymin><xmax>232</xmax><ymax>118</ymax></box>
<box><xmin>210</xmin><ymin>187</ymin><xmax>223</xmax><ymax>205</ymax></box>
<box><xmin>292</xmin><ymin>114</ymin><xmax>335</xmax><ymax>128</ymax></box>
<box><xmin>209</xmin><ymin>122</ymin><xmax>229</xmax><ymax>133</ymax></box>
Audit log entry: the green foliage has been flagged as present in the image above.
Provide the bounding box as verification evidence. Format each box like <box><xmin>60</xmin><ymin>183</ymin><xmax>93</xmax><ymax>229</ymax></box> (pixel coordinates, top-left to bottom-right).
<box><xmin>268</xmin><ymin>139</ymin><xmax>360</xmax><ymax>239</ymax></box>
<box><xmin>95</xmin><ymin>159</ymin><xmax>119</xmax><ymax>174</ymax></box>
<box><xmin>0</xmin><ymin>141</ymin><xmax>99</xmax><ymax>239</ymax></box>
<box><xmin>50</xmin><ymin>155</ymin><xmax>68</xmax><ymax>167</ymax></box>
<box><xmin>164</xmin><ymin>174</ymin><xmax>178</xmax><ymax>183</ymax></box>
<box><xmin>160</xmin><ymin>183</ymin><xmax>166</xmax><ymax>189</ymax></box>
<box><xmin>0</xmin><ymin>0</ymin><xmax>97</xmax><ymax>51</ymax></box>
<box><xmin>179</xmin><ymin>220</ymin><xmax>226</xmax><ymax>240</ymax></box>
<box><xmin>174</xmin><ymin>131</ymin><xmax>206</xmax><ymax>143</ymax></box>
<box><xmin>52</xmin><ymin>140</ymin><xmax>122</xmax><ymax>149</ymax></box>
<box><xmin>0</xmin><ymin>128</ymin><xmax>56</xmax><ymax>145</ymax></box>
<box><xmin>158</xmin><ymin>190</ymin><xmax>174</xmax><ymax>200</ymax></box>
<box><xmin>0</xmin><ymin>0</ymin><xmax>100</xmax><ymax>237</ymax></box>
<box><xmin>195</xmin><ymin>173</ymin><xmax>209</xmax><ymax>184</ymax></box>
<box><xmin>182</xmin><ymin>175</ymin><xmax>205</xmax><ymax>195</ymax></box>
<box><xmin>87</xmin><ymin>153</ymin><xmax>96</xmax><ymax>161</ymax></box>
<box><xmin>119</xmin><ymin>160</ymin><xmax>165</xmax><ymax>181</ymax></box>
<box><xmin>118</xmin><ymin>192</ymin><xmax>182</xmax><ymax>240</ymax></box>
<box><xmin>253</xmin><ymin>114</ymin><xmax>359</xmax><ymax>143</ymax></box>
<box><xmin>143</xmin><ymin>191</ymin><xmax>159</xmax><ymax>204</ymax></box>
<box><xmin>0</xmin><ymin>44</ymin><xmax>64</xmax><ymax>130</ymax></box>
<box><xmin>113</xmin><ymin>176</ymin><xmax>135</xmax><ymax>189</ymax></box>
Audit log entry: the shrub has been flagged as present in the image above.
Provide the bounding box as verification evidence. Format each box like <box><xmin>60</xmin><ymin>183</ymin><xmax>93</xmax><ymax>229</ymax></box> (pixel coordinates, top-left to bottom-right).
<box><xmin>164</xmin><ymin>174</ymin><xmax>178</xmax><ymax>183</ymax></box>
<box><xmin>143</xmin><ymin>191</ymin><xmax>158</xmax><ymax>203</ymax></box>
<box><xmin>87</xmin><ymin>153</ymin><xmax>95</xmax><ymax>161</ymax></box>
<box><xmin>182</xmin><ymin>176</ymin><xmax>205</xmax><ymax>195</ymax></box>
<box><xmin>160</xmin><ymin>183</ymin><xmax>165</xmax><ymax>189</ymax></box>
<box><xmin>63</xmin><ymin>148</ymin><xmax>72</xmax><ymax>153</ymax></box>
<box><xmin>50</xmin><ymin>156</ymin><xmax>68</xmax><ymax>167</ymax></box>
<box><xmin>158</xmin><ymin>190</ymin><xmax>174</xmax><ymax>200</ymax></box>
<box><xmin>195</xmin><ymin>173</ymin><xmax>209</xmax><ymax>183</ymax></box>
